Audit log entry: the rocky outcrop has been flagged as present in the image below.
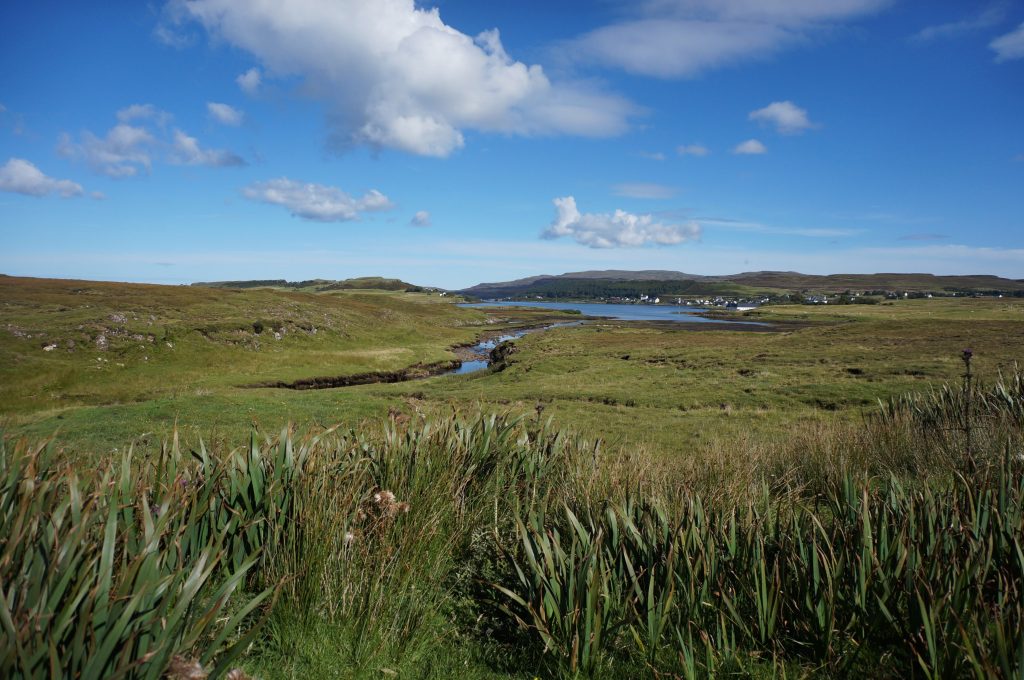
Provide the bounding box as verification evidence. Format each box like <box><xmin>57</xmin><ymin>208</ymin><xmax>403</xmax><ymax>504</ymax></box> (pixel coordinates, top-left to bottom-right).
<box><xmin>489</xmin><ymin>340</ymin><xmax>518</xmax><ymax>372</ymax></box>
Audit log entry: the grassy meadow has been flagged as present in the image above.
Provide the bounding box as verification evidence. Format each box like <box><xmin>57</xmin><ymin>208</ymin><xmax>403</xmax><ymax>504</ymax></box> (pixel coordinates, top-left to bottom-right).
<box><xmin>3</xmin><ymin>275</ymin><xmax>1021</xmax><ymax>460</ymax></box>
<box><xmin>2</xmin><ymin>275</ymin><xmax>1024</xmax><ymax>678</ymax></box>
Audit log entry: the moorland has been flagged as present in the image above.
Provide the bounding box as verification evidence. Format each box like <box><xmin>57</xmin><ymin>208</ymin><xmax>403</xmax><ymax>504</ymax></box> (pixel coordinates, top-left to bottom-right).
<box><xmin>2</xmin><ymin>273</ymin><xmax>1023</xmax><ymax>678</ymax></box>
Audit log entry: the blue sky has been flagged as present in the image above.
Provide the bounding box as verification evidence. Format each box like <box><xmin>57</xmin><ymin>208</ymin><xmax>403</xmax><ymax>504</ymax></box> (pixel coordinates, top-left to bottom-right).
<box><xmin>1</xmin><ymin>0</ymin><xmax>1022</xmax><ymax>288</ymax></box>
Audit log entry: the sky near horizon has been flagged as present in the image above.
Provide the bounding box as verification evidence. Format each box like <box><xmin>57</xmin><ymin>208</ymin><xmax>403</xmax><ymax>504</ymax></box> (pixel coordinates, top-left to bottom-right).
<box><xmin>1</xmin><ymin>0</ymin><xmax>1022</xmax><ymax>289</ymax></box>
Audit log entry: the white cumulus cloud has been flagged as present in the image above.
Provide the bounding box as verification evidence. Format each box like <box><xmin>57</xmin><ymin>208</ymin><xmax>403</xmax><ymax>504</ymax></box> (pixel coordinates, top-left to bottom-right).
<box><xmin>58</xmin><ymin>124</ymin><xmax>155</xmax><ymax>177</ymax></box>
<box><xmin>749</xmin><ymin>100</ymin><xmax>815</xmax><ymax>134</ymax></box>
<box><xmin>410</xmin><ymin>210</ymin><xmax>432</xmax><ymax>227</ymax></box>
<box><xmin>242</xmin><ymin>178</ymin><xmax>394</xmax><ymax>222</ymax></box>
<box><xmin>0</xmin><ymin>158</ymin><xmax>85</xmax><ymax>198</ymax></box>
<box><xmin>170</xmin><ymin>129</ymin><xmax>246</xmax><ymax>167</ymax></box>
<box><xmin>733</xmin><ymin>139</ymin><xmax>767</xmax><ymax>155</ymax></box>
<box><xmin>170</xmin><ymin>0</ymin><xmax>635</xmax><ymax>157</ymax></box>
<box><xmin>207</xmin><ymin>102</ymin><xmax>244</xmax><ymax>126</ymax></box>
<box><xmin>991</xmin><ymin>22</ymin><xmax>1024</xmax><ymax>62</ymax></box>
<box><xmin>563</xmin><ymin>0</ymin><xmax>888</xmax><ymax>78</ymax></box>
<box><xmin>236</xmin><ymin>67</ymin><xmax>262</xmax><ymax>95</ymax></box>
<box><xmin>542</xmin><ymin>196</ymin><xmax>700</xmax><ymax>248</ymax></box>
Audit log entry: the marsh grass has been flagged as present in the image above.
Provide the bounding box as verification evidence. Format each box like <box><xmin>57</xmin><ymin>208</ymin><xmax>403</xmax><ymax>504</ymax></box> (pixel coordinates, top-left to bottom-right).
<box><xmin>3</xmin><ymin>368</ymin><xmax>1023</xmax><ymax>678</ymax></box>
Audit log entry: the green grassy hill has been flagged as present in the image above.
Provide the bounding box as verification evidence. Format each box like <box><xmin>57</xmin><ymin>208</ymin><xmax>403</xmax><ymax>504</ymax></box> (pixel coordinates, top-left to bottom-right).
<box><xmin>0</xmin><ymin>276</ymin><xmax>480</xmax><ymax>445</ymax></box>
<box><xmin>193</xmin><ymin>276</ymin><xmax>423</xmax><ymax>292</ymax></box>
<box><xmin>461</xmin><ymin>270</ymin><xmax>1024</xmax><ymax>299</ymax></box>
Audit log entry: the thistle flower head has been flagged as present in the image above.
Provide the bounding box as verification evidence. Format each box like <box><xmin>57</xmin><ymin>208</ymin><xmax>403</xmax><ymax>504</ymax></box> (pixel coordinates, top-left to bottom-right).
<box><xmin>167</xmin><ymin>656</ymin><xmax>208</xmax><ymax>680</ymax></box>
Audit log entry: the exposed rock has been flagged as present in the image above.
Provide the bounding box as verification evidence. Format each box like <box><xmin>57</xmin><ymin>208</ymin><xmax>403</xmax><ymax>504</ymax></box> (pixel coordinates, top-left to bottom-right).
<box><xmin>489</xmin><ymin>340</ymin><xmax>518</xmax><ymax>372</ymax></box>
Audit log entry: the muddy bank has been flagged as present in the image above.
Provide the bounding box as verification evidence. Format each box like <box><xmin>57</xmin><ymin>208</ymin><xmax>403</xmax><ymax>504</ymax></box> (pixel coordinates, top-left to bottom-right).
<box><xmin>594</xmin><ymin>319</ymin><xmax>783</xmax><ymax>332</ymax></box>
<box><xmin>244</xmin><ymin>359</ymin><xmax>460</xmax><ymax>390</ymax></box>
<box><xmin>452</xmin><ymin>321</ymin><xmax>584</xmax><ymax>361</ymax></box>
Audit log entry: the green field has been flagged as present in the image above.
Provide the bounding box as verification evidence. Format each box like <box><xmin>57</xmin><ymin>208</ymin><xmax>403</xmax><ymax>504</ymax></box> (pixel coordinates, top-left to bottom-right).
<box><xmin>4</xmin><ymin>276</ymin><xmax>1021</xmax><ymax>459</ymax></box>
<box><xmin>0</xmin><ymin>276</ymin><xmax>573</xmax><ymax>453</ymax></box>
<box><xmin>2</xmin><ymin>276</ymin><xmax>1024</xmax><ymax>679</ymax></box>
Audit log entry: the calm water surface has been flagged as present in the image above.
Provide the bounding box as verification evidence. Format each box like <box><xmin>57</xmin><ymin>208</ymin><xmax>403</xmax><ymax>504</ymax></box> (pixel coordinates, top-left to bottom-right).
<box><xmin>448</xmin><ymin>321</ymin><xmax>581</xmax><ymax>375</ymax></box>
<box><xmin>450</xmin><ymin>302</ymin><xmax>762</xmax><ymax>376</ymax></box>
<box><xmin>462</xmin><ymin>301</ymin><xmax>743</xmax><ymax>324</ymax></box>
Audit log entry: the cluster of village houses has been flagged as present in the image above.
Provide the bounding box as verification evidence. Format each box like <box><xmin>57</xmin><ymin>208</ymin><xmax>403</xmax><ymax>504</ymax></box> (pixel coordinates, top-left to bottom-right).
<box><xmin>523</xmin><ymin>289</ymin><xmax>1013</xmax><ymax>307</ymax></box>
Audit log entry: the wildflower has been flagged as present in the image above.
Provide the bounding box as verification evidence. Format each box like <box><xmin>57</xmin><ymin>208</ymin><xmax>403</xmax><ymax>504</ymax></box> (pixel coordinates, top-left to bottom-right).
<box><xmin>166</xmin><ymin>656</ymin><xmax>208</xmax><ymax>680</ymax></box>
<box><xmin>370</xmin><ymin>489</ymin><xmax>409</xmax><ymax>517</ymax></box>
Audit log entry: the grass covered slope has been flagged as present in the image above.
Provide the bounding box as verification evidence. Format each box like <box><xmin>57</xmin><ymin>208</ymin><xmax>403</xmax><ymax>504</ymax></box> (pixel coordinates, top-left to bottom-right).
<box><xmin>192</xmin><ymin>276</ymin><xmax>423</xmax><ymax>292</ymax></box>
<box><xmin>0</xmin><ymin>276</ymin><xmax>584</xmax><ymax>453</ymax></box>
<box><xmin>0</xmin><ymin>276</ymin><xmax>471</xmax><ymax>411</ymax></box>
<box><xmin>0</xmin><ymin>277</ymin><xmax>480</xmax><ymax>437</ymax></box>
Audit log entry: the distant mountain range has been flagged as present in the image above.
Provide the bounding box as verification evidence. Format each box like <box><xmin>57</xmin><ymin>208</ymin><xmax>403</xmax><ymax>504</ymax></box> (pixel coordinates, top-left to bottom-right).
<box><xmin>459</xmin><ymin>270</ymin><xmax>1024</xmax><ymax>299</ymax></box>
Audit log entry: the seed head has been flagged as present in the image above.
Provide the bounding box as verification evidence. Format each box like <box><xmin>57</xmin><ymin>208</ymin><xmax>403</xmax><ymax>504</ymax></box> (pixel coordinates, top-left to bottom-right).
<box><xmin>167</xmin><ymin>656</ymin><xmax>208</xmax><ymax>680</ymax></box>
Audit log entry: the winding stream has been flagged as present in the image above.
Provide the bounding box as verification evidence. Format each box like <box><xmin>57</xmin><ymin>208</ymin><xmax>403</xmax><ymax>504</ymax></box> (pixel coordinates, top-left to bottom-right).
<box><xmin>449</xmin><ymin>321</ymin><xmax>581</xmax><ymax>375</ymax></box>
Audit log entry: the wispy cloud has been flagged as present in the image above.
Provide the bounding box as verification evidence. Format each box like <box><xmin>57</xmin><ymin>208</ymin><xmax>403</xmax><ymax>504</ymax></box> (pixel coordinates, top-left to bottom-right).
<box><xmin>236</xmin><ymin>67</ymin><xmax>262</xmax><ymax>95</ymax></box>
<box><xmin>0</xmin><ymin>158</ymin><xmax>85</xmax><ymax>198</ymax></box>
<box><xmin>58</xmin><ymin>124</ymin><xmax>155</xmax><ymax>178</ymax></box>
<box><xmin>612</xmin><ymin>182</ymin><xmax>677</xmax><ymax>199</ymax></box>
<box><xmin>542</xmin><ymin>195</ymin><xmax>700</xmax><ymax>248</ymax></box>
<box><xmin>843</xmin><ymin>211</ymin><xmax>937</xmax><ymax>226</ymax></box>
<box><xmin>898</xmin><ymin>233</ymin><xmax>948</xmax><ymax>241</ymax></box>
<box><xmin>698</xmin><ymin>217</ymin><xmax>862</xmax><ymax>238</ymax></box>
<box><xmin>60</xmin><ymin>107</ymin><xmax>246</xmax><ymax>176</ymax></box>
<box><xmin>677</xmin><ymin>143</ymin><xmax>709</xmax><ymax>156</ymax></box>
<box><xmin>911</xmin><ymin>6</ymin><xmax>1005</xmax><ymax>42</ymax></box>
<box><xmin>117</xmin><ymin>104</ymin><xmax>172</xmax><ymax>126</ymax></box>
<box><xmin>638</xmin><ymin>150</ymin><xmax>666</xmax><ymax>161</ymax></box>
<box><xmin>242</xmin><ymin>177</ymin><xmax>394</xmax><ymax>222</ymax></box>
<box><xmin>206</xmin><ymin>102</ymin><xmax>244</xmax><ymax>126</ymax></box>
<box><xmin>410</xmin><ymin>210</ymin><xmax>431</xmax><ymax>227</ymax></box>
<box><xmin>749</xmin><ymin>101</ymin><xmax>816</xmax><ymax>134</ymax></box>
<box><xmin>733</xmin><ymin>139</ymin><xmax>767</xmax><ymax>155</ymax></box>
<box><xmin>991</xmin><ymin>22</ymin><xmax>1024</xmax><ymax>61</ymax></box>
<box><xmin>170</xmin><ymin>130</ymin><xmax>246</xmax><ymax>167</ymax></box>
<box><xmin>560</xmin><ymin>0</ymin><xmax>890</xmax><ymax>78</ymax></box>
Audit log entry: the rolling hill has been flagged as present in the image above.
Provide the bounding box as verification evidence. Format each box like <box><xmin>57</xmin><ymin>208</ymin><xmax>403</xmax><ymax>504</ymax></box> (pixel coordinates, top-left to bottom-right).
<box><xmin>460</xmin><ymin>270</ymin><xmax>1024</xmax><ymax>299</ymax></box>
